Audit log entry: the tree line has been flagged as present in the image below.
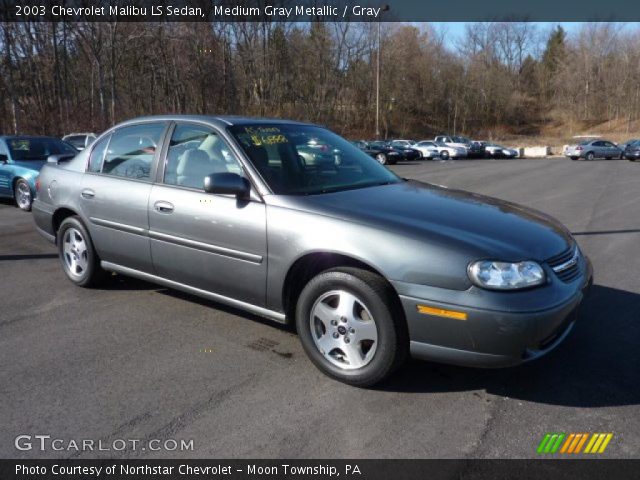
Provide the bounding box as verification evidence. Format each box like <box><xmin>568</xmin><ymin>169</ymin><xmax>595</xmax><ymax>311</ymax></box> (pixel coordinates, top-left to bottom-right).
<box><xmin>1</xmin><ymin>21</ymin><xmax>639</xmax><ymax>140</ymax></box>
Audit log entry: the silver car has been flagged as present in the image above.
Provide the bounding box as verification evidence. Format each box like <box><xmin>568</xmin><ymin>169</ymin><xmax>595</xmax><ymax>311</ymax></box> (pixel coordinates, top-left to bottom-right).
<box><xmin>415</xmin><ymin>140</ymin><xmax>466</xmax><ymax>160</ymax></box>
<box><xmin>62</xmin><ymin>133</ymin><xmax>97</xmax><ymax>151</ymax></box>
<box><xmin>564</xmin><ymin>139</ymin><xmax>622</xmax><ymax>160</ymax></box>
<box><xmin>33</xmin><ymin>116</ymin><xmax>592</xmax><ymax>386</ymax></box>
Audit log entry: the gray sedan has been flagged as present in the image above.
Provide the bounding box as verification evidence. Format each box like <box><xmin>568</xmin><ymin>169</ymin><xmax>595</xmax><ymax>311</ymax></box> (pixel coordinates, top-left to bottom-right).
<box><xmin>564</xmin><ymin>139</ymin><xmax>622</xmax><ymax>160</ymax></box>
<box><xmin>32</xmin><ymin>116</ymin><xmax>592</xmax><ymax>387</ymax></box>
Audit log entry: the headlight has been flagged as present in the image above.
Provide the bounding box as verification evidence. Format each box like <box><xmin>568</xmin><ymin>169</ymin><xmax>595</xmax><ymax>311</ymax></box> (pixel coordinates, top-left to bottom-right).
<box><xmin>468</xmin><ymin>260</ymin><xmax>545</xmax><ymax>290</ymax></box>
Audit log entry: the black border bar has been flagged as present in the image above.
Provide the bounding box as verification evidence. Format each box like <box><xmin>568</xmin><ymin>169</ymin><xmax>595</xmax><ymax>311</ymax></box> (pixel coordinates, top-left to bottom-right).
<box><xmin>1</xmin><ymin>460</ymin><xmax>640</xmax><ymax>480</ymax></box>
<box><xmin>1</xmin><ymin>0</ymin><xmax>639</xmax><ymax>22</ymax></box>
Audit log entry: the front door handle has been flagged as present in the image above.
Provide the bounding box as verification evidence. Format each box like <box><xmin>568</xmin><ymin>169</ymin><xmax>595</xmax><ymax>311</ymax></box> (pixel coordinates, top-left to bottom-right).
<box><xmin>154</xmin><ymin>201</ymin><xmax>174</xmax><ymax>213</ymax></box>
<box><xmin>81</xmin><ymin>189</ymin><xmax>95</xmax><ymax>199</ymax></box>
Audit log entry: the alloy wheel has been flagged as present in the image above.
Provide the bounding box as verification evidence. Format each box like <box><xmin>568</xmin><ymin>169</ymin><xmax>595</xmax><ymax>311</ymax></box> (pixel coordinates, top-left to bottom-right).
<box><xmin>309</xmin><ymin>290</ymin><xmax>378</xmax><ymax>370</ymax></box>
<box><xmin>15</xmin><ymin>180</ymin><xmax>32</xmax><ymax>210</ymax></box>
<box><xmin>62</xmin><ymin>227</ymin><xmax>89</xmax><ymax>278</ymax></box>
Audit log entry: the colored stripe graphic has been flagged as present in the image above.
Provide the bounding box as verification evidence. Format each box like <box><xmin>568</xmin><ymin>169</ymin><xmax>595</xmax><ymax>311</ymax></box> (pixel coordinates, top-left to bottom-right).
<box><xmin>574</xmin><ymin>433</ymin><xmax>589</xmax><ymax>453</ymax></box>
<box><xmin>539</xmin><ymin>433</ymin><xmax>614</xmax><ymax>454</ymax></box>
<box><xmin>584</xmin><ymin>434</ymin><xmax>599</xmax><ymax>453</ymax></box>
<box><xmin>537</xmin><ymin>434</ymin><xmax>552</xmax><ymax>454</ymax></box>
<box><xmin>560</xmin><ymin>433</ymin><xmax>575</xmax><ymax>453</ymax></box>
<box><xmin>550</xmin><ymin>433</ymin><xmax>565</xmax><ymax>453</ymax></box>
<box><xmin>585</xmin><ymin>433</ymin><xmax>614</xmax><ymax>453</ymax></box>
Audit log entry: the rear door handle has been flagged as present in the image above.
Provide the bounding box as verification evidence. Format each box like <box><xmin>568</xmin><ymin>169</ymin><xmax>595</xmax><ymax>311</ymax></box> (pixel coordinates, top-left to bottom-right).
<box><xmin>81</xmin><ymin>189</ymin><xmax>95</xmax><ymax>199</ymax></box>
<box><xmin>154</xmin><ymin>201</ymin><xmax>174</xmax><ymax>213</ymax></box>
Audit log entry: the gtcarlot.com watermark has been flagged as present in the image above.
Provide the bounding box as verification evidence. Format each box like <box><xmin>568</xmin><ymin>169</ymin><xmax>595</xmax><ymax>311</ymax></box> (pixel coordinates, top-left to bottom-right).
<box><xmin>15</xmin><ymin>434</ymin><xmax>194</xmax><ymax>452</ymax></box>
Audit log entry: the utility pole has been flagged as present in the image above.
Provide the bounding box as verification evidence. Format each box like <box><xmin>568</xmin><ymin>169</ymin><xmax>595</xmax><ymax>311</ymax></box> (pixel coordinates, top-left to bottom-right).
<box><xmin>375</xmin><ymin>5</ymin><xmax>390</xmax><ymax>139</ymax></box>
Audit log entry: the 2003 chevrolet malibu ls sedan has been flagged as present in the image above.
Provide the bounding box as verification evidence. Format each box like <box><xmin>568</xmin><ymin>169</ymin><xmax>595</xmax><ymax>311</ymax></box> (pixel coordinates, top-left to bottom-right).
<box><xmin>32</xmin><ymin>116</ymin><xmax>593</xmax><ymax>386</ymax></box>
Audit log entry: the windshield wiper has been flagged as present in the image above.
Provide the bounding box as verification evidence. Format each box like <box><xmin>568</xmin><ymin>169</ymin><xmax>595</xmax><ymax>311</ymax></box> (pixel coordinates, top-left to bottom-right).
<box><xmin>313</xmin><ymin>180</ymin><xmax>398</xmax><ymax>195</ymax></box>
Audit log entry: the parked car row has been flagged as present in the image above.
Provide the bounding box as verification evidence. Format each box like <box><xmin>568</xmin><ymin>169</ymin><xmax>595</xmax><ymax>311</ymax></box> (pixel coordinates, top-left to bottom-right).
<box><xmin>354</xmin><ymin>136</ymin><xmax>520</xmax><ymax>163</ymax></box>
<box><xmin>563</xmin><ymin>137</ymin><xmax>640</xmax><ymax>161</ymax></box>
<box><xmin>351</xmin><ymin>140</ymin><xmax>419</xmax><ymax>165</ymax></box>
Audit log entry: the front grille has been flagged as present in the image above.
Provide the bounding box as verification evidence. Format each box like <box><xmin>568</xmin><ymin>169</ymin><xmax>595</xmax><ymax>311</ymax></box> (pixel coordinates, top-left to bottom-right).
<box><xmin>546</xmin><ymin>246</ymin><xmax>581</xmax><ymax>283</ymax></box>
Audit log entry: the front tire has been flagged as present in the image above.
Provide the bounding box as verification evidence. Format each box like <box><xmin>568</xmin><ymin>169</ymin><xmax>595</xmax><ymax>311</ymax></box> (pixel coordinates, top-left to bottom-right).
<box><xmin>57</xmin><ymin>216</ymin><xmax>106</xmax><ymax>287</ymax></box>
<box><xmin>375</xmin><ymin>153</ymin><xmax>387</xmax><ymax>165</ymax></box>
<box><xmin>440</xmin><ymin>150</ymin><xmax>450</xmax><ymax>160</ymax></box>
<box><xmin>296</xmin><ymin>267</ymin><xmax>408</xmax><ymax>387</ymax></box>
<box><xmin>14</xmin><ymin>178</ymin><xmax>33</xmax><ymax>211</ymax></box>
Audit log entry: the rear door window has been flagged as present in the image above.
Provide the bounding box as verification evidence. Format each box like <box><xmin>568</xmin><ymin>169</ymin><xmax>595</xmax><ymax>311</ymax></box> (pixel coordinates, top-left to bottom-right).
<box><xmin>102</xmin><ymin>123</ymin><xmax>166</xmax><ymax>180</ymax></box>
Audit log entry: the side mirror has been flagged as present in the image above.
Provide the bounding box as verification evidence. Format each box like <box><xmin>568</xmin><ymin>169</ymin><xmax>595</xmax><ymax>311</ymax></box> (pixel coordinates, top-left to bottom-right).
<box><xmin>0</xmin><ymin>153</ymin><xmax>8</xmax><ymax>163</ymax></box>
<box><xmin>47</xmin><ymin>153</ymin><xmax>76</xmax><ymax>165</ymax></box>
<box><xmin>203</xmin><ymin>172</ymin><xmax>250</xmax><ymax>198</ymax></box>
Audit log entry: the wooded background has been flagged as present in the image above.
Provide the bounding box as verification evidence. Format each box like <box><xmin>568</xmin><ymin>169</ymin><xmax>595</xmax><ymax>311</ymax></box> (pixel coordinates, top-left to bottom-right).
<box><xmin>1</xmin><ymin>22</ymin><xmax>639</xmax><ymax>141</ymax></box>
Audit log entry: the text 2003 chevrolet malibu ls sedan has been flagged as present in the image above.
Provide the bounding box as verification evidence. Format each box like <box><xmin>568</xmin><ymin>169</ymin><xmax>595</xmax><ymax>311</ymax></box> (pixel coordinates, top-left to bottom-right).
<box><xmin>33</xmin><ymin>116</ymin><xmax>592</xmax><ymax>386</ymax></box>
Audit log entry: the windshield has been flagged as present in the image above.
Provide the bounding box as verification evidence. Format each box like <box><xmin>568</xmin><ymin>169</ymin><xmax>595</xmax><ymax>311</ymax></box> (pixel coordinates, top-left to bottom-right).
<box><xmin>229</xmin><ymin>124</ymin><xmax>401</xmax><ymax>195</ymax></box>
<box><xmin>8</xmin><ymin>137</ymin><xmax>77</xmax><ymax>160</ymax></box>
<box><xmin>64</xmin><ymin>135</ymin><xmax>87</xmax><ymax>149</ymax></box>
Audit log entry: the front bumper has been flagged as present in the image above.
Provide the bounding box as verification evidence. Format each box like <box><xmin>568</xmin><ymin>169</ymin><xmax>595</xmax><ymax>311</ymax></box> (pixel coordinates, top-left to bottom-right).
<box><xmin>394</xmin><ymin>256</ymin><xmax>593</xmax><ymax>368</ymax></box>
<box><xmin>625</xmin><ymin>151</ymin><xmax>640</xmax><ymax>159</ymax></box>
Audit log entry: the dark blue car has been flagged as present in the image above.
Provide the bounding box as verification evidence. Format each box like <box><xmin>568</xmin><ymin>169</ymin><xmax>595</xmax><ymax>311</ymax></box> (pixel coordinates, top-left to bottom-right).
<box><xmin>0</xmin><ymin>136</ymin><xmax>77</xmax><ymax>211</ymax></box>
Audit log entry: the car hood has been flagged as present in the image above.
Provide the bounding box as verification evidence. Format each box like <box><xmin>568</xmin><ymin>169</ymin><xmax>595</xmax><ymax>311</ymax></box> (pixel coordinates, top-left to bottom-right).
<box><xmin>12</xmin><ymin>160</ymin><xmax>47</xmax><ymax>171</ymax></box>
<box><xmin>274</xmin><ymin>180</ymin><xmax>573</xmax><ymax>262</ymax></box>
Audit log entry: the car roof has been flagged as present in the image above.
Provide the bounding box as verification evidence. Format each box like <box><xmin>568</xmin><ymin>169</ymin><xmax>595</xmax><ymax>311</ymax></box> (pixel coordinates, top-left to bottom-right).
<box><xmin>115</xmin><ymin>115</ymin><xmax>316</xmax><ymax>129</ymax></box>
<box><xmin>0</xmin><ymin>135</ymin><xmax>63</xmax><ymax>140</ymax></box>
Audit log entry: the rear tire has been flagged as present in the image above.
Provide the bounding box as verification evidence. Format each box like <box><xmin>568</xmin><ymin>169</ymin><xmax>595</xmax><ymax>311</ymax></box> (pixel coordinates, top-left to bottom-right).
<box><xmin>570</xmin><ymin>156</ymin><xmax>579</xmax><ymax>160</ymax></box>
<box><xmin>57</xmin><ymin>216</ymin><xmax>106</xmax><ymax>287</ymax></box>
<box><xmin>440</xmin><ymin>150</ymin><xmax>450</xmax><ymax>160</ymax></box>
<box><xmin>375</xmin><ymin>153</ymin><xmax>387</xmax><ymax>165</ymax></box>
<box><xmin>586</xmin><ymin>152</ymin><xmax>595</xmax><ymax>161</ymax></box>
<box><xmin>295</xmin><ymin>267</ymin><xmax>408</xmax><ymax>387</ymax></box>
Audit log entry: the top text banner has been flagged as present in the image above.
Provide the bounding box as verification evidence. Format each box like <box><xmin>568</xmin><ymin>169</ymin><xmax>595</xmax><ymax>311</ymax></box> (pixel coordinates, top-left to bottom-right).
<box><xmin>0</xmin><ymin>0</ymin><xmax>637</xmax><ymax>22</ymax></box>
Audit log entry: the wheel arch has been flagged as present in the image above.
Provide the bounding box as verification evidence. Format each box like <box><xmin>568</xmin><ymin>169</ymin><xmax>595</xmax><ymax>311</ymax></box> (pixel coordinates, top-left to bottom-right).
<box><xmin>281</xmin><ymin>251</ymin><xmax>401</xmax><ymax>324</ymax></box>
<box><xmin>12</xmin><ymin>176</ymin><xmax>33</xmax><ymax>193</ymax></box>
<box><xmin>52</xmin><ymin>207</ymin><xmax>80</xmax><ymax>236</ymax></box>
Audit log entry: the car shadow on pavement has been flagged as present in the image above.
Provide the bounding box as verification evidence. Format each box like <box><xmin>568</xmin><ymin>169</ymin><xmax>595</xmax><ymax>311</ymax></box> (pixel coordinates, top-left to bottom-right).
<box><xmin>0</xmin><ymin>253</ymin><xmax>58</xmax><ymax>261</ymax></box>
<box><xmin>95</xmin><ymin>273</ymin><xmax>161</xmax><ymax>291</ymax></box>
<box><xmin>380</xmin><ymin>284</ymin><xmax>640</xmax><ymax>408</ymax></box>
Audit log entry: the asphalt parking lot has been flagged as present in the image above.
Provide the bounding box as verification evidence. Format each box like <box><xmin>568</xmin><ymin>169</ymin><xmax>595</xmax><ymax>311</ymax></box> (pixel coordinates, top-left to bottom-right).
<box><xmin>1</xmin><ymin>157</ymin><xmax>638</xmax><ymax>459</ymax></box>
